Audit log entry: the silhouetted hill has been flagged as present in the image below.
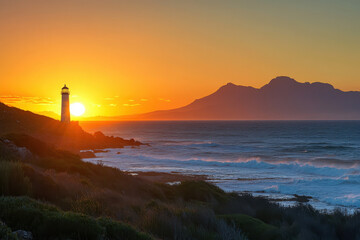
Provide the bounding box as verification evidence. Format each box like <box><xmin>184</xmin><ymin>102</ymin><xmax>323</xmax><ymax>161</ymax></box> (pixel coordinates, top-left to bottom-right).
<box><xmin>36</xmin><ymin>111</ymin><xmax>60</xmax><ymax>120</ymax></box>
<box><xmin>135</xmin><ymin>76</ymin><xmax>360</xmax><ymax>120</ymax></box>
<box><xmin>0</xmin><ymin>102</ymin><xmax>141</xmax><ymax>151</ymax></box>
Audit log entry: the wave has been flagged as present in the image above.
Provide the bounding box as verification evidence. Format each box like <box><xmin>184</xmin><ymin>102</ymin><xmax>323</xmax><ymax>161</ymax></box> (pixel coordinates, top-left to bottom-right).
<box><xmin>280</xmin><ymin>144</ymin><xmax>356</xmax><ymax>153</ymax></box>
<box><xmin>95</xmin><ymin>149</ymin><xmax>360</xmax><ymax>175</ymax></box>
<box><xmin>161</xmin><ymin>140</ymin><xmax>216</xmax><ymax>147</ymax></box>
<box><xmin>87</xmin><ymin>148</ymin><xmax>360</xmax><ymax>208</ymax></box>
<box><xmin>241</xmin><ymin>158</ymin><xmax>360</xmax><ymax>169</ymax></box>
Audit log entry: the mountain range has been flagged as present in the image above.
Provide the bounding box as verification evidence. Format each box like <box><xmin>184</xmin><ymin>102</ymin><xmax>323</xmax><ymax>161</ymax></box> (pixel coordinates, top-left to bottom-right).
<box><xmin>3</xmin><ymin>76</ymin><xmax>360</xmax><ymax>122</ymax></box>
<box><xmin>123</xmin><ymin>76</ymin><xmax>360</xmax><ymax>120</ymax></box>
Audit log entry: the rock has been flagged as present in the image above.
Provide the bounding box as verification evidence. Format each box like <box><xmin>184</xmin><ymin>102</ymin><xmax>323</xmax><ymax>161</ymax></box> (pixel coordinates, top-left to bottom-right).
<box><xmin>293</xmin><ymin>194</ymin><xmax>312</xmax><ymax>203</ymax></box>
<box><xmin>14</xmin><ymin>230</ymin><xmax>33</xmax><ymax>240</ymax></box>
<box><xmin>79</xmin><ymin>151</ymin><xmax>96</xmax><ymax>158</ymax></box>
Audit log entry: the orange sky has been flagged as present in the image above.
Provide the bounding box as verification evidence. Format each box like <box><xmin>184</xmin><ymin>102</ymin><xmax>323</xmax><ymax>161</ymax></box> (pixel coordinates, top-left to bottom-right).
<box><xmin>1</xmin><ymin>0</ymin><xmax>360</xmax><ymax>119</ymax></box>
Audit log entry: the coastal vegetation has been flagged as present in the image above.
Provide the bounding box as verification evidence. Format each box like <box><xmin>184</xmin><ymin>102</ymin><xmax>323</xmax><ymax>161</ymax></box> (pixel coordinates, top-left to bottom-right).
<box><xmin>0</xmin><ymin>196</ymin><xmax>151</xmax><ymax>240</ymax></box>
<box><xmin>1</xmin><ymin>134</ymin><xmax>360</xmax><ymax>240</ymax></box>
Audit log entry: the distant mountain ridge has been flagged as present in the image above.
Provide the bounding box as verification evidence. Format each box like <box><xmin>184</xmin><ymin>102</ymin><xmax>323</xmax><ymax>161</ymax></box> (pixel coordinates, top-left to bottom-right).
<box><xmin>131</xmin><ymin>76</ymin><xmax>360</xmax><ymax>120</ymax></box>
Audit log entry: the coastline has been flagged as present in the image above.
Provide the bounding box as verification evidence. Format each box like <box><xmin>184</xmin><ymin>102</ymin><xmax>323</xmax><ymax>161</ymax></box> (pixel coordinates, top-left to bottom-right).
<box><xmin>134</xmin><ymin>171</ymin><xmax>317</xmax><ymax>206</ymax></box>
<box><xmin>148</xmin><ymin>174</ymin><xmax>358</xmax><ymax>213</ymax></box>
<box><xmin>82</xmin><ymin>149</ymin><xmax>358</xmax><ymax>213</ymax></box>
<box><xmin>130</xmin><ymin>171</ymin><xmax>310</xmax><ymax>203</ymax></box>
<box><xmin>2</xmin><ymin>132</ymin><xmax>360</xmax><ymax>239</ymax></box>
<box><xmin>140</xmin><ymin>171</ymin><xmax>359</xmax><ymax>213</ymax></box>
<box><xmin>78</xmin><ymin>120</ymin><xmax>360</xmax><ymax>213</ymax></box>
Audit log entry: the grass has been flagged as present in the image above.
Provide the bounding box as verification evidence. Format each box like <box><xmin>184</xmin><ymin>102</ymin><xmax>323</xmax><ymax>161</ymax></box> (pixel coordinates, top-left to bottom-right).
<box><xmin>0</xmin><ymin>161</ymin><xmax>32</xmax><ymax>196</ymax></box>
<box><xmin>219</xmin><ymin>214</ymin><xmax>281</xmax><ymax>240</ymax></box>
<box><xmin>174</xmin><ymin>180</ymin><xmax>228</xmax><ymax>203</ymax></box>
<box><xmin>0</xmin><ymin>196</ymin><xmax>152</xmax><ymax>240</ymax></box>
<box><xmin>138</xmin><ymin>202</ymin><xmax>247</xmax><ymax>240</ymax></box>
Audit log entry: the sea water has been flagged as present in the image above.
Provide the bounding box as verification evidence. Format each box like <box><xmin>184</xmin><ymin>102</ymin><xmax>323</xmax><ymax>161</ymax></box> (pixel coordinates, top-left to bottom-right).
<box><xmin>80</xmin><ymin>121</ymin><xmax>360</xmax><ymax>211</ymax></box>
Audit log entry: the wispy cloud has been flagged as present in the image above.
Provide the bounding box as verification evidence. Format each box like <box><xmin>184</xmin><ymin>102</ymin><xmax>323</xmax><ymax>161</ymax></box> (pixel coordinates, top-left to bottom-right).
<box><xmin>109</xmin><ymin>103</ymin><xmax>117</xmax><ymax>107</ymax></box>
<box><xmin>140</xmin><ymin>99</ymin><xmax>148</xmax><ymax>102</ymax></box>
<box><xmin>123</xmin><ymin>103</ymin><xmax>140</xmax><ymax>107</ymax></box>
<box><xmin>158</xmin><ymin>98</ymin><xmax>171</xmax><ymax>102</ymax></box>
<box><xmin>0</xmin><ymin>96</ymin><xmax>54</xmax><ymax>105</ymax></box>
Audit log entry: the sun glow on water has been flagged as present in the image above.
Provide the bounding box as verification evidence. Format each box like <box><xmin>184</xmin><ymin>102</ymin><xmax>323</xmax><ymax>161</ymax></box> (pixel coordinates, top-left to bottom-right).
<box><xmin>70</xmin><ymin>102</ymin><xmax>85</xmax><ymax>116</ymax></box>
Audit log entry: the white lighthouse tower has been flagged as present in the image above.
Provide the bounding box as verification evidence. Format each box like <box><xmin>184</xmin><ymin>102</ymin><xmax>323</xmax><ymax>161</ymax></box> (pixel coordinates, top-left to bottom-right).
<box><xmin>61</xmin><ymin>85</ymin><xmax>70</xmax><ymax>123</ymax></box>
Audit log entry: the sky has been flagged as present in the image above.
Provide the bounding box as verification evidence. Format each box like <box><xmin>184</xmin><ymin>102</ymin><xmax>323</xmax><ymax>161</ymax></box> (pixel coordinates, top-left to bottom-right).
<box><xmin>0</xmin><ymin>0</ymin><xmax>359</xmax><ymax>118</ymax></box>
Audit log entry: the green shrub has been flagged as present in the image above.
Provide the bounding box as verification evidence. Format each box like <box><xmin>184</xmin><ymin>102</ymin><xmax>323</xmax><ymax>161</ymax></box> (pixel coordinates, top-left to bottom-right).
<box><xmin>71</xmin><ymin>195</ymin><xmax>106</xmax><ymax>216</ymax></box>
<box><xmin>0</xmin><ymin>221</ymin><xmax>19</xmax><ymax>240</ymax></box>
<box><xmin>219</xmin><ymin>214</ymin><xmax>281</xmax><ymax>240</ymax></box>
<box><xmin>0</xmin><ymin>162</ymin><xmax>32</xmax><ymax>196</ymax></box>
<box><xmin>21</xmin><ymin>165</ymin><xmax>68</xmax><ymax>202</ymax></box>
<box><xmin>0</xmin><ymin>196</ymin><xmax>152</xmax><ymax>240</ymax></box>
<box><xmin>98</xmin><ymin>217</ymin><xmax>152</xmax><ymax>240</ymax></box>
<box><xmin>139</xmin><ymin>202</ymin><xmax>247</xmax><ymax>240</ymax></box>
<box><xmin>0</xmin><ymin>196</ymin><xmax>101</xmax><ymax>239</ymax></box>
<box><xmin>174</xmin><ymin>181</ymin><xmax>227</xmax><ymax>202</ymax></box>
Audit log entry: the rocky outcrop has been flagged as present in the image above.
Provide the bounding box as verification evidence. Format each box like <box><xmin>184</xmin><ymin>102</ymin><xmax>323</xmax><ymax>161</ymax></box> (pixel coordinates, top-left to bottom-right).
<box><xmin>0</xmin><ymin>102</ymin><xmax>143</xmax><ymax>151</ymax></box>
<box><xmin>13</xmin><ymin>230</ymin><xmax>33</xmax><ymax>240</ymax></box>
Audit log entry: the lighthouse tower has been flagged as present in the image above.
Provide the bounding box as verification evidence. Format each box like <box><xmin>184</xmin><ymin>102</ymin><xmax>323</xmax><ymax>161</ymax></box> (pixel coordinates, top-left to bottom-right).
<box><xmin>61</xmin><ymin>85</ymin><xmax>70</xmax><ymax>123</ymax></box>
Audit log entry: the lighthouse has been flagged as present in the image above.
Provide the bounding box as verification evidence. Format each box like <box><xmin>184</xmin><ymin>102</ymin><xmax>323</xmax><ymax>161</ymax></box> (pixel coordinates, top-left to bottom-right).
<box><xmin>61</xmin><ymin>85</ymin><xmax>70</xmax><ymax>123</ymax></box>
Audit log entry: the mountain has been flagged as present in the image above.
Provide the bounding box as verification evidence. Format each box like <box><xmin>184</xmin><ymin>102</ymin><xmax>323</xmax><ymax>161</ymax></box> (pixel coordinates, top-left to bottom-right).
<box><xmin>0</xmin><ymin>102</ymin><xmax>141</xmax><ymax>151</ymax></box>
<box><xmin>133</xmin><ymin>76</ymin><xmax>360</xmax><ymax>120</ymax></box>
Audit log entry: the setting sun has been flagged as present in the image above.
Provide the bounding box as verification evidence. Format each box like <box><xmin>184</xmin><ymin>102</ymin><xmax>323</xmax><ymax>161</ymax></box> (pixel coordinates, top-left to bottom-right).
<box><xmin>70</xmin><ymin>102</ymin><xmax>85</xmax><ymax>116</ymax></box>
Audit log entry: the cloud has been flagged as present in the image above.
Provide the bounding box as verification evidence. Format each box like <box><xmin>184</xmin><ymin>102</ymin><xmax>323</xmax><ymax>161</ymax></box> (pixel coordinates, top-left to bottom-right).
<box><xmin>109</xmin><ymin>103</ymin><xmax>117</xmax><ymax>107</ymax></box>
<box><xmin>158</xmin><ymin>98</ymin><xmax>171</xmax><ymax>102</ymax></box>
<box><xmin>123</xmin><ymin>103</ymin><xmax>140</xmax><ymax>107</ymax></box>
<box><xmin>140</xmin><ymin>99</ymin><xmax>148</xmax><ymax>102</ymax></box>
<box><xmin>105</xmin><ymin>97</ymin><xmax>114</xmax><ymax>100</ymax></box>
<box><xmin>0</xmin><ymin>96</ymin><xmax>54</xmax><ymax>105</ymax></box>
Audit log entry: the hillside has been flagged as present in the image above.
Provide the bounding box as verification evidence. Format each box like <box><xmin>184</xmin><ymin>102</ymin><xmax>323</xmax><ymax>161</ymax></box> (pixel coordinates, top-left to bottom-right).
<box><xmin>0</xmin><ymin>102</ymin><xmax>141</xmax><ymax>151</ymax></box>
<box><xmin>133</xmin><ymin>76</ymin><xmax>360</xmax><ymax>120</ymax></box>
<box><xmin>1</xmin><ymin>134</ymin><xmax>360</xmax><ymax>239</ymax></box>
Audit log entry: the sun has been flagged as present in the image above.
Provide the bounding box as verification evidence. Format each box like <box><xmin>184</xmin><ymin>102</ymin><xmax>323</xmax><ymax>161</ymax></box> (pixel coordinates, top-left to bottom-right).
<box><xmin>70</xmin><ymin>102</ymin><xmax>86</xmax><ymax>116</ymax></box>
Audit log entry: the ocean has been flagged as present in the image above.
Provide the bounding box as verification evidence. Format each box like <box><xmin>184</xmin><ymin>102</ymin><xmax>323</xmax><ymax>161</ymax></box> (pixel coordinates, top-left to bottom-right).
<box><xmin>80</xmin><ymin>121</ymin><xmax>360</xmax><ymax>211</ymax></box>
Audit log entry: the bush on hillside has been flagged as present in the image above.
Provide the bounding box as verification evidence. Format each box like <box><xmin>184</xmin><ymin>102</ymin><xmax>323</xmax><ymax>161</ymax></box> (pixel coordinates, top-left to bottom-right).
<box><xmin>0</xmin><ymin>161</ymin><xmax>32</xmax><ymax>196</ymax></box>
<box><xmin>98</xmin><ymin>217</ymin><xmax>152</xmax><ymax>240</ymax></box>
<box><xmin>139</xmin><ymin>201</ymin><xmax>247</xmax><ymax>240</ymax></box>
<box><xmin>0</xmin><ymin>196</ymin><xmax>152</xmax><ymax>240</ymax></box>
<box><xmin>219</xmin><ymin>214</ymin><xmax>281</xmax><ymax>240</ymax></box>
<box><xmin>174</xmin><ymin>181</ymin><xmax>228</xmax><ymax>203</ymax></box>
<box><xmin>0</xmin><ymin>221</ymin><xmax>18</xmax><ymax>240</ymax></box>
